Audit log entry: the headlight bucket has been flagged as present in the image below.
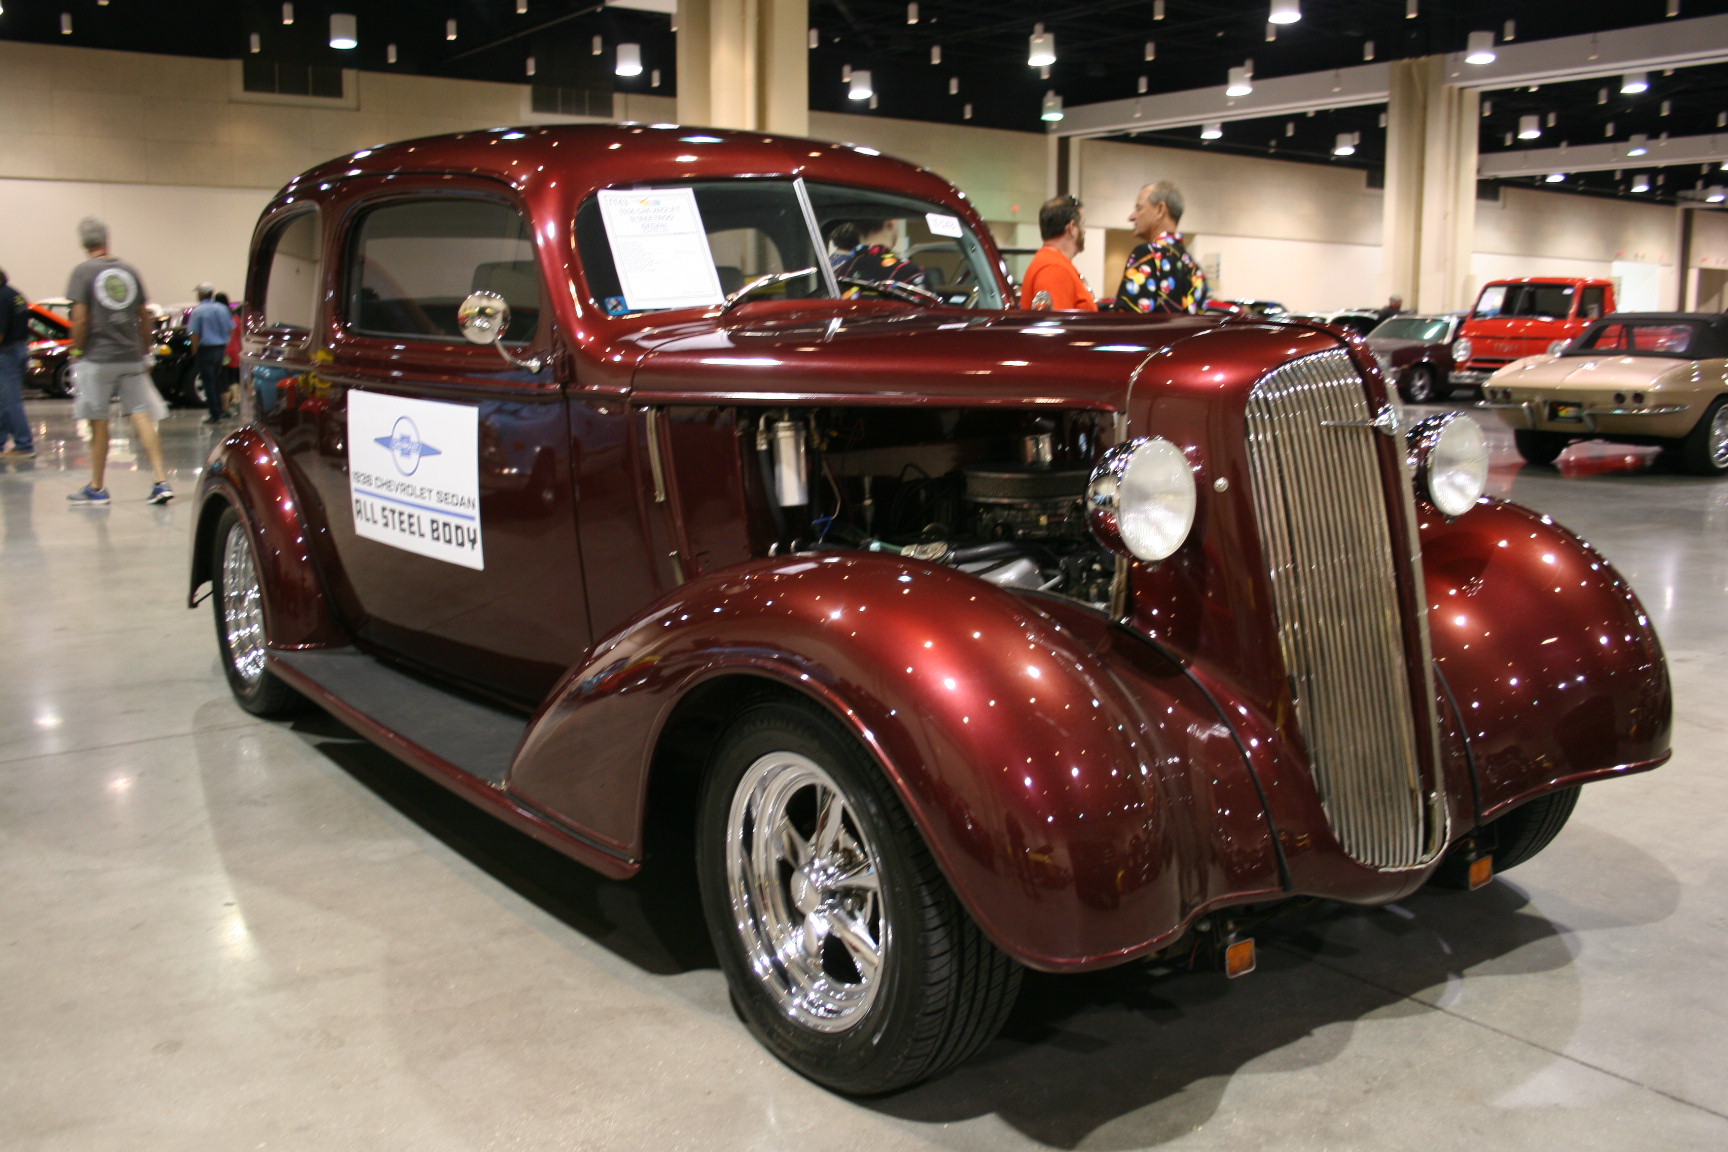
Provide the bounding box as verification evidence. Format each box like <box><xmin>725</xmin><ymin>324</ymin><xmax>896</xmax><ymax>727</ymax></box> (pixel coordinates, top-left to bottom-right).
<box><xmin>1407</xmin><ymin>412</ymin><xmax>1488</xmax><ymax>518</ymax></box>
<box><xmin>1088</xmin><ymin>437</ymin><xmax>1198</xmax><ymax>562</ymax></box>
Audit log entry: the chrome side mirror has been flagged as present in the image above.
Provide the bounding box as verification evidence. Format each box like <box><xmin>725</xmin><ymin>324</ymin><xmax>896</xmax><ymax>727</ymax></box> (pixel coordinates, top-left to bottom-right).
<box><xmin>457</xmin><ymin>291</ymin><xmax>544</xmax><ymax>373</ymax></box>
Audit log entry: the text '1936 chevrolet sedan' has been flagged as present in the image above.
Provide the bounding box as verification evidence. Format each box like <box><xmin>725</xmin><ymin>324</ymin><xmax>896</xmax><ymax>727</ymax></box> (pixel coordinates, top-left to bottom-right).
<box><xmin>188</xmin><ymin>124</ymin><xmax>1671</xmax><ymax>1094</ymax></box>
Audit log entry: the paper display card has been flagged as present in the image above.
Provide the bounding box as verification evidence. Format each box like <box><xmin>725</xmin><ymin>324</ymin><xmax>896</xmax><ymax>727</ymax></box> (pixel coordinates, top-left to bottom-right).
<box><xmin>597</xmin><ymin>187</ymin><xmax>726</xmax><ymax>311</ymax></box>
<box><xmin>925</xmin><ymin>213</ymin><xmax>964</xmax><ymax>239</ymax></box>
<box><xmin>348</xmin><ymin>390</ymin><xmax>485</xmax><ymax>571</ymax></box>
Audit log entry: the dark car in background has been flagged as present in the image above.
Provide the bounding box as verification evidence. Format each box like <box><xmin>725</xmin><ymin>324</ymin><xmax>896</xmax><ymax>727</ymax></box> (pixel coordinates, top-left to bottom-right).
<box><xmin>149</xmin><ymin>315</ymin><xmax>201</xmax><ymax>408</ymax></box>
<box><xmin>1367</xmin><ymin>313</ymin><xmax>1463</xmax><ymax>404</ymax></box>
<box><xmin>190</xmin><ymin>124</ymin><xmax>1670</xmax><ymax>1094</ymax></box>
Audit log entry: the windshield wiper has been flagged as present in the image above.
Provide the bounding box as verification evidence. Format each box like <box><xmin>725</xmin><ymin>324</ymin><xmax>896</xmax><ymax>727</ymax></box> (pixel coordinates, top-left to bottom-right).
<box><xmin>720</xmin><ymin>267</ymin><xmax>821</xmax><ymax>314</ymax></box>
<box><xmin>835</xmin><ymin>276</ymin><xmax>947</xmax><ymax>308</ymax></box>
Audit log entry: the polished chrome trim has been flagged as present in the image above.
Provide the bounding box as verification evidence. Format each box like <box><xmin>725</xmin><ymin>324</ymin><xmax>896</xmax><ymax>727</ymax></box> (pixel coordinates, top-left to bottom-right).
<box><xmin>644</xmin><ymin>405</ymin><xmax>668</xmax><ymax>504</ymax></box>
<box><xmin>1245</xmin><ymin>348</ymin><xmax>1444</xmax><ymax>870</ymax></box>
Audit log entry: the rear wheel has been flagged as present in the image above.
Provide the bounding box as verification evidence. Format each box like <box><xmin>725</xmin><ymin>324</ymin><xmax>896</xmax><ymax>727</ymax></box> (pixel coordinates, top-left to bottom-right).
<box><xmin>212</xmin><ymin>506</ymin><xmax>301</xmax><ymax>716</ymax></box>
<box><xmin>1399</xmin><ymin>365</ymin><xmax>1448</xmax><ymax>404</ymax></box>
<box><xmin>1514</xmin><ymin>429</ymin><xmax>1569</xmax><ymax>466</ymax></box>
<box><xmin>1678</xmin><ymin>395</ymin><xmax>1728</xmax><ymax>476</ymax></box>
<box><xmin>696</xmin><ymin>698</ymin><xmax>1020</xmax><ymax>1094</ymax></box>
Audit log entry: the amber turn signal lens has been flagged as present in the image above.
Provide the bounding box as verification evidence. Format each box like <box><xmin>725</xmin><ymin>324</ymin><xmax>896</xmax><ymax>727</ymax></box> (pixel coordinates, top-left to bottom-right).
<box><xmin>1224</xmin><ymin>938</ymin><xmax>1257</xmax><ymax>979</ymax></box>
<box><xmin>1468</xmin><ymin>855</ymin><xmax>1494</xmax><ymax>890</ymax></box>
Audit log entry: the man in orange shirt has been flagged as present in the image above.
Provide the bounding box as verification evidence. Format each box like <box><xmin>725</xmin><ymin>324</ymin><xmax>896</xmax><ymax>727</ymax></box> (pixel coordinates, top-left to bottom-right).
<box><xmin>1019</xmin><ymin>195</ymin><xmax>1098</xmax><ymax>312</ymax></box>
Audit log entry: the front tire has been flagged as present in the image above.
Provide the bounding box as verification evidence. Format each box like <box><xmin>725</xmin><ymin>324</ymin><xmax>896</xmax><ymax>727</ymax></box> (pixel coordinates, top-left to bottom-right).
<box><xmin>696</xmin><ymin>698</ymin><xmax>1020</xmax><ymax>1094</ymax></box>
<box><xmin>212</xmin><ymin>505</ymin><xmax>301</xmax><ymax>716</ymax></box>
<box><xmin>1432</xmin><ymin>786</ymin><xmax>1580</xmax><ymax>888</ymax></box>
<box><xmin>43</xmin><ymin>360</ymin><xmax>73</xmax><ymax>398</ymax></box>
<box><xmin>1514</xmin><ymin>429</ymin><xmax>1570</xmax><ymax>466</ymax></box>
<box><xmin>1678</xmin><ymin>395</ymin><xmax>1728</xmax><ymax>476</ymax></box>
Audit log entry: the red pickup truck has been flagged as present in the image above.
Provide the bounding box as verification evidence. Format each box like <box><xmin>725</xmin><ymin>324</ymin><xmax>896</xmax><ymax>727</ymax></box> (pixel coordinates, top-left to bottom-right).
<box><xmin>1450</xmin><ymin>277</ymin><xmax>1614</xmax><ymax>389</ymax></box>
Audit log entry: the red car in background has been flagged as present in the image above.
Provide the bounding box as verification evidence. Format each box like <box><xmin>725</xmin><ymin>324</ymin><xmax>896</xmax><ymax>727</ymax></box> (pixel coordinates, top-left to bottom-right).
<box><xmin>24</xmin><ymin>304</ymin><xmax>74</xmax><ymax>397</ymax></box>
<box><xmin>188</xmin><ymin>125</ymin><xmax>1671</xmax><ymax>1093</ymax></box>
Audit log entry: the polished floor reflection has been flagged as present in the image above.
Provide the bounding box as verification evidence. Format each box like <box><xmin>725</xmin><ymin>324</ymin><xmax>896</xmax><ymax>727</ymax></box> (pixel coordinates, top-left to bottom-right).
<box><xmin>3</xmin><ymin>397</ymin><xmax>1726</xmax><ymax>1151</ymax></box>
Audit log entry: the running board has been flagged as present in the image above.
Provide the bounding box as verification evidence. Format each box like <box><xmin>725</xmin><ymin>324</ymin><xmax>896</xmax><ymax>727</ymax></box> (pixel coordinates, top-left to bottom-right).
<box><xmin>273</xmin><ymin>649</ymin><xmax>527</xmax><ymax>788</ymax></box>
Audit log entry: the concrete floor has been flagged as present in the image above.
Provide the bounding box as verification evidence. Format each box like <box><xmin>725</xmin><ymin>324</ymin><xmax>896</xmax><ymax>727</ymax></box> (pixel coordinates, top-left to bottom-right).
<box><xmin>2</xmin><ymin>395</ymin><xmax>1725</xmax><ymax>1152</ymax></box>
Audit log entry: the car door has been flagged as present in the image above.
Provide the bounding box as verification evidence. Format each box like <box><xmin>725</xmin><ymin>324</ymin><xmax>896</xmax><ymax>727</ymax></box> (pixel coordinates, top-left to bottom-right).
<box><xmin>285</xmin><ymin>182</ymin><xmax>591</xmax><ymax>706</ymax></box>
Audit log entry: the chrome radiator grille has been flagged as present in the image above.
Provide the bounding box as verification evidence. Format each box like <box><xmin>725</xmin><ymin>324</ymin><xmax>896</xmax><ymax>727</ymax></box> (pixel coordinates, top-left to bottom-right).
<box><xmin>1244</xmin><ymin>349</ymin><xmax>1443</xmax><ymax>870</ymax></box>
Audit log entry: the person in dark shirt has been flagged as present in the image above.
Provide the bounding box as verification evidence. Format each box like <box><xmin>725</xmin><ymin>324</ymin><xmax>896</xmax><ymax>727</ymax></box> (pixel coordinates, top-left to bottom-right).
<box><xmin>832</xmin><ymin>219</ymin><xmax>926</xmax><ymax>294</ymax></box>
<box><xmin>1114</xmin><ymin>181</ymin><xmax>1208</xmax><ymax>314</ymax></box>
<box><xmin>0</xmin><ymin>267</ymin><xmax>35</xmax><ymax>456</ymax></box>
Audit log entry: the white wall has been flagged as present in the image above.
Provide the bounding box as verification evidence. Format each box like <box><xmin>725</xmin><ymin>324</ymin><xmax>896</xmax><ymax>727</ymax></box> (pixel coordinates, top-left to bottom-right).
<box><xmin>1076</xmin><ymin>138</ymin><xmax>1386</xmax><ymax>312</ymax></box>
<box><xmin>1472</xmin><ymin>184</ymin><xmax>1678</xmax><ymax>309</ymax></box>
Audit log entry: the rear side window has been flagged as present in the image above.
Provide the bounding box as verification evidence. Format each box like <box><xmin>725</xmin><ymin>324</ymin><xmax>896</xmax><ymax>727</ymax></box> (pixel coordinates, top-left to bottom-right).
<box><xmin>258</xmin><ymin>209</ymin><xmax>321</xmax><ymax>331</ymax></box>
<box><xmin>347</xmin><ymin>198</ymin><xmax>539</xmax><ymax>342</ymax></box>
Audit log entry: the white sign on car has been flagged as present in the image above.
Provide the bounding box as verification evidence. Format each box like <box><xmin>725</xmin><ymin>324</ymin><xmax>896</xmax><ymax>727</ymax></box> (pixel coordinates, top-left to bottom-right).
<box><xmin>346</xmin><ymin>390</ymin><xmax>484</xmax><ymax>570</ymax></box>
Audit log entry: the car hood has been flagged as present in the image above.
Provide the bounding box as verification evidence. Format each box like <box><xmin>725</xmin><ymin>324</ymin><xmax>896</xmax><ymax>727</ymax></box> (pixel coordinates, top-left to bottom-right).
<box><xmin>620</xmin><ymin>307</ymin><xmax>1351</xmax><ymax>413</ymax></box>
<box><xmin>1494</xmin><ymin>353</ymin><xmax>1691</xmax><ymax>390</ymax></box>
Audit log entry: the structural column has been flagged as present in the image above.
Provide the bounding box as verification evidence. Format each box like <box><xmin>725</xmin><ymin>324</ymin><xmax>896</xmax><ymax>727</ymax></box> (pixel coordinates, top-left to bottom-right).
<box><xmin>1383</xmin><ymin>56</ymin><xmax>1479</xmax><ymax>313</ymax></box>
<box><xmin>676</xmin><ymin>0</ymin><xmax>808</xmax><ymax>137</ymax></box>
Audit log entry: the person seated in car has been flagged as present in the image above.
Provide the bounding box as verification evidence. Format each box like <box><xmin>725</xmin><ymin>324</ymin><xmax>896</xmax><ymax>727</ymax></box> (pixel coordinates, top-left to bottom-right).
<box><xmin>832</xmin><ymin>219</ymin><xmax>926</xmax><ymax>294</ymax></box>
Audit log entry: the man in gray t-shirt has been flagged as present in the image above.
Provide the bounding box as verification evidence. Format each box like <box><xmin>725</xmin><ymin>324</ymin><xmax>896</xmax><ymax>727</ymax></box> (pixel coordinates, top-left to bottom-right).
<box><xmin>65</xmin><ymin>217</ymin><xmax>173</xmax><ymax>505</ymax></box>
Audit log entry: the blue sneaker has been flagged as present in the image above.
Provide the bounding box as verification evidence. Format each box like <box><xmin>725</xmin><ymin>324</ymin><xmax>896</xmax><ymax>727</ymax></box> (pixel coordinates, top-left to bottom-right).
<box><xmin>68</xmin><ymin>484</ymin><xmax>111</xmax><ymax>505</ymax></box>
<box><xmin>148</xmin><ymin>482</ymin><xmax>174</xmax><ymax>505</ymax></box>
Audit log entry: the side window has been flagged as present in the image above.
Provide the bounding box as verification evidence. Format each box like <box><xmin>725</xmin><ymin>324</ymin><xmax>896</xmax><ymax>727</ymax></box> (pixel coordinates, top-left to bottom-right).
<box><xmin>1580</xmin><ymin>285</ymin><xmax>1606</xmax><ymax>319</ymax></box>
<box><xmin>258</xmin><ymin>209</ymin><xmax>321</xmax><ymax>331</ymax></box>
<box><xmin>347</xmin><ymin>198</ymin><xmax>539</xmax><ymax>342</ymax></box>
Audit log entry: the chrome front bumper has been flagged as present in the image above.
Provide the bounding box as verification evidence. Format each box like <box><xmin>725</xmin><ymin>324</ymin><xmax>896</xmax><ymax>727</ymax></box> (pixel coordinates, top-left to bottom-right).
<box><xmin>1477</xmin><ymin>399</ymin><xmax>1690</xmax><ymax>432</ymax></box>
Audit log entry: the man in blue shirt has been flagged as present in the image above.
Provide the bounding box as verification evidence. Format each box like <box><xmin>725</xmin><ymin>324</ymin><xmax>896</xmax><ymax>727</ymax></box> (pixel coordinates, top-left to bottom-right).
<box><xmin>186</xmin><ymin>282</ymin><xmax>233</xmax><ymax>424</ymax></box>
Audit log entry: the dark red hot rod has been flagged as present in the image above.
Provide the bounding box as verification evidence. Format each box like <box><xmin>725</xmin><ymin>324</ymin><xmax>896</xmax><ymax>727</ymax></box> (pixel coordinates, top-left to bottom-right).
<box><xmin>189</xmin><ymin>125</ymin><xmax>1670</xmax><ymax>1093</ymax></box>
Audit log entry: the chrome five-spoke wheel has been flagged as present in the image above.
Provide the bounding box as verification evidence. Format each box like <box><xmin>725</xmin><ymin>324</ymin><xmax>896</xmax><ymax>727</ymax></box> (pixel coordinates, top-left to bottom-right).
<box><xmin>697</xmin><ymin>698</ymin><xmax>1020</xmax><ymax>1094</ymax></box>
<box><xmin>727</xmin><ymin>751</ymin><xmax>887</xmax><ymax>1033</ymax></box>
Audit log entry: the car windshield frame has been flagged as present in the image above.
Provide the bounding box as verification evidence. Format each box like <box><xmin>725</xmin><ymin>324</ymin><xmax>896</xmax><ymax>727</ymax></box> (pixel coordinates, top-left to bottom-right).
<box><xmin>574</xmin><ymin>176</ymin><xmax>1004</xmax><ymax>318</ymax></box>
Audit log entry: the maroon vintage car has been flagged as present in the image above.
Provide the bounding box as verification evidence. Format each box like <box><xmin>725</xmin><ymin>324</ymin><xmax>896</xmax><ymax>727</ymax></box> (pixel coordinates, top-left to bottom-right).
<box><xmin>1366</xmin><ymin>312</ymin><xmax>1463</xmax><ymax>404</ymax></box>
<box><xmin>188</xmin><ymin>125</ymin><xmax>1671</xmax><ymax>1094</ymax></box>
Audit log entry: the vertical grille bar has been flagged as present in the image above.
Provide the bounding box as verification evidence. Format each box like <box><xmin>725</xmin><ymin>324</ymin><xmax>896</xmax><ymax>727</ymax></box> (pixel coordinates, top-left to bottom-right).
<box><xmin>1244</xmin><ymin>349</ymin><xmax>1438</xmax><ymax>869</ymax></box>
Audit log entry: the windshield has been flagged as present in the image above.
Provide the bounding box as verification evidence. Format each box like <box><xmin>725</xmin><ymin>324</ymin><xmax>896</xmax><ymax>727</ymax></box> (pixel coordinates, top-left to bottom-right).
<box><xmin>1473</xmin><ymin>283</ymin><xmax>1574</xmax><ymax>320</ymax></box>
<box><xmin>1370</xmin><ymin>317</ymin><xmax>1451</xmax><ymax>342</ymax></box>
<box><xmin>576</xmin><ymin>178</ymin><xmax>1004</xmax><ymax>316</ymax></box>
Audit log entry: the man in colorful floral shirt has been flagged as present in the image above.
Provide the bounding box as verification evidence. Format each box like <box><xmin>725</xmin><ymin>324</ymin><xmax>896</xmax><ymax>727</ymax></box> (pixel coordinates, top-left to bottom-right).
<box><xmin>1113</xmin><ymin>181</ymin><xmax>1208</xmax><ymax>314</ymax></box>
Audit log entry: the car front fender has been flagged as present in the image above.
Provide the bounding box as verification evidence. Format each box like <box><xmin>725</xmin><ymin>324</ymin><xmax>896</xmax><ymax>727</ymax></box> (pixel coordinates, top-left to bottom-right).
<box><xmin>508</xmin><ymin>553</ymin><xmax>1283</xmax><ymax>972</ymax></box>
<box><xmin>1420</xmin><ymin>499</ymin><xmax>1671</xmax><ymax>819</ymax></box>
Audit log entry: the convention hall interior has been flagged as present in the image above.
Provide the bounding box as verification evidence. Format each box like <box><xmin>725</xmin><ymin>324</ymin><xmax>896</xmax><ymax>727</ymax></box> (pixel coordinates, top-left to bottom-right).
<box><xmin>2</xmin><ymin>1</ymin><xmax>1726</xmax><ymax>1149</ymax></box>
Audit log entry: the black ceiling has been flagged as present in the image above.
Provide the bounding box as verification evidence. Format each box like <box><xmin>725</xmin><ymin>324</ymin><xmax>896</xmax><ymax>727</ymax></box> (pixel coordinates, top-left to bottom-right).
<box><xmin>5</xmin><ymin>1</ymin><xmax>1728</xmax><ymax>202</ymax></box>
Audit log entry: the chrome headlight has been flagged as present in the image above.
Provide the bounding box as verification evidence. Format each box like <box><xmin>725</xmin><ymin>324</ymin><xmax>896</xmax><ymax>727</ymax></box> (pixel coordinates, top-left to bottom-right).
<box><xmin>1452</xmin><ymin>337</ymin><xmax>1473</xmax><ymax>362</ymax></box>
<box><xmin>1407</xmin><ymin>413</ymin><xmax>1487</xmax><ymax>517</ymax></box>
<box><xmin>1546</xmin><ymin>338</ymin><xmax>1571</xmax><ymax>355</ymax></box>
<box><xmin>1088</xmin><ymin>437</ymin><xmax>1197</xmax><ymax>562</ymax></box>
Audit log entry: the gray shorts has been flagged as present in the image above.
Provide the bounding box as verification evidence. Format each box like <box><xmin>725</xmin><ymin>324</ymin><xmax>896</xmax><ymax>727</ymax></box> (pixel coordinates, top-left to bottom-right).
<box><xmin>72</xmin><ymin>359</ymin><xmax>167</xmax><ymax>422</ymax></box>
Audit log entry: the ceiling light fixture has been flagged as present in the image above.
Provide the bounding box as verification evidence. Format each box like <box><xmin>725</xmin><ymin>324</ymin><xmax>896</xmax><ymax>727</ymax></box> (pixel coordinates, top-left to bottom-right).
<box><xmin>1201</xmin><ymin>121</ymin><xmax>1223</xmax><ymax>140</ymax></box>
<box><xmin>1363</xmin><ymin>40</ymin><xmax>1375</xmax><ymax>61</ymax></box>
<box><xmin>1518</xmin><ymin>115</ymin><xmax>1541</xmax><ymax>140</ymax></box>
<box><xmin>282</xmin><ymin>3</ymin><xmax>294</xmax><ymax>25</ymax></box>
<box><xmin>386</xmin><ymin>42</ymin><xmax>396</xmax><ymax>63</ymax></box>
<box><xmin>1464</xmin><ymin>31</ymin><xmax>1496</xmax><ymax>65</ymax></box>
<box><xmin>249</xmin><ymin>32</ymin><xmax>261</xmax><ymax>53</ymax></box>
<box><xmin>1622</xmin><ymin>72</ymin><xmax>1649</xmax><ymax>94</ymax></box>
<box><xmin>1042</xmin><ymin>91</ymin><xmax>1065</xmax><ymax>122</ymax></box>
<box><xmin>1269</xmin><ymin>0</ymin><xmax>1300</xmax><ymax>24</ymax></box>
<box><xmin>931</xmin><ymin>45</ymin><xmax>941</xmax><ymax>64</ymax></box>
<box><xmin>1709</xmin><ymin>188</ymin><xmax>1726</xmax><ymax>203</ymax></box>
<box><xmin>1144</xmin><ymin>40</ymin><xmax>1156</xmax><ymax>62</ymax></box>
<box><xmin>1333</xmin><ymin>132</ymin><xmax>1356</xmax><ymax>156</ymax></box>
<box><xmin>1405</xmin><ymin>0</ymin><xmax>1418</xmax><ymax>16</ymax></box>
<box><xmin>593</xmin><ymin>34</ymin><xmax>603</xmax><ymax>55</ymax></box>
<box><xmin>907</xmin><ymin>2</ymin><xmax>919</xmax><ymax>24</ymax></box>
<box><xmin>1628</xmin><ymin>133</ymin><xmax>1649</xmax><ymax>156</ymax></box>
<box><xmin>1503</xmin><ymin>20</ymin><xmax>1516</xmax><ymax>41</ymax></box>
<box><xmin>808</xmin><ymin>28</ymin><xmax>818</xmax><ymax>49</ymax></box>
<box><xmin>651</xmin><ymin>69</ymin><xmax>661</xmax><ymax>88</ymax></box>
<box><xmin>329</xmin><ymin>13</ymin><xmax>357</xmax><ymax>50</ymax></box>
<box><xmin>518</xmin><ymin>0</ymin><xmax>528</xmax><ymax>12</ymax></box>
<box><xmin>964</xmin><ymin>103</ymin><xmax>973</xmax><ymax>120</ymax></box>
<box><xmin>1028</xmin><ymin>26</ymin><xmax>1056</xmax><ymax>68</ymax></box>
<box><xmin>60</xmin><ymin>11</ymin><xmax>71</xmax><ymax>34</ymax></box>
<box><xmin>1138</xmin><ymin>75</ymin><xmax>1148</xmax><ymax>94</ymax></box>
<box><xmin>446</xmin><ymin>18</ymin><xmax>457</xmax><ymax>41</ymax></box>
<box><xmin>849</xmin><ymin>69</ymin><xmax>873</xmax><ymax>101</ymax></box>
<box><xmin>1154</xmin><ymin>1</ymin><xmax>1165</xmax><ymax>19</ymax></box>
<box><xmin>1226</xmin><ymin>66</ymin><xmax>1253</xmax><ymax>98</ymax></box>
<box><xmin>949</xmin><ymin>76</ymin><xmax>959</xmax><ymax>95</ymax></box>
<box><xmin>1631</xmin><ymin>173</ymin><xmax>1651</xmax><ymax>192</ymax></box>
<box><xmin>526</xmin><ymin>55</ymin><xmax>536</xmax><ymax>76</ymax></box>
<box><xmin>616</xmin><ymin>43</ymin><xmax>642</xmax><ymax>77</ymax></box>
<box><xmin>1545</xmin><ymin>173</ymin><xmax>1565</xmax><ymax>183</ymax></box>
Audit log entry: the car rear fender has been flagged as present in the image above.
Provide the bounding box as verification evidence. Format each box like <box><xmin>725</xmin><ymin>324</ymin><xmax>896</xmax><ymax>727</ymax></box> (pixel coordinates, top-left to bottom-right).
<box><xmin>189</xmin><ymin>426</ymin><xmax>346</xmax><ymax>648</ymax></box>
<box><xmin>508</xmin><ymin>553</ymin><xmax>1284</xmax><ymax>972</ymax></box>
<box><xmin>1421</xmin><ymin>499</ymin><xmax>1671</xmax><ymax>819</ymax></box>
